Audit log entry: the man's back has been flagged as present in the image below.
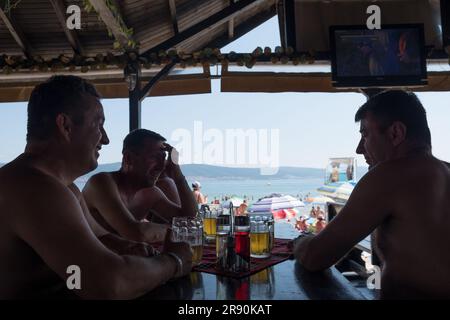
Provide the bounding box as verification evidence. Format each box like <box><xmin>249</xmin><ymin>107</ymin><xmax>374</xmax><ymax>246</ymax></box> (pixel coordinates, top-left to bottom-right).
<box><xmin>294</xmin><ymin>154</ymin><xmax>450</xmax><ymax>299</ymax></box>
<box><xmin>0</xmin><ymin>158</ymin><xmax>67</xmax><ymax>298</ymax></box>
<box><xmin>376</xmin><ymin>155</ymin><xmax>450</xmax><ymax>298</ymax></box>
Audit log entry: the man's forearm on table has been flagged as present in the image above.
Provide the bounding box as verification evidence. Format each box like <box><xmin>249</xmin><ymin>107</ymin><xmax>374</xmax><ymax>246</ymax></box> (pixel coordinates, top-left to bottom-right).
<box><xmin>99</xmin><ymin>233</ymin><xmax>149</xmax><ymax>256</ymax></box>
<box><xmin>294</xmin><ymin>235</ymin><xmax>336</xmax><ymax>272</ymax></box>
<box><xmin>108</xmin><ymin>253</ymin><xmax>178</xmax><ymax>299</ymax></box>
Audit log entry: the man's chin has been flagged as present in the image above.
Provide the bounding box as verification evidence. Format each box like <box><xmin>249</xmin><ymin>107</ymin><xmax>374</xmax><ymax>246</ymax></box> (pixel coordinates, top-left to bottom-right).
<box><xmin>88</xmin><ymin>158</ymin><xmax>99</xmax><ymax>171</ymax></box>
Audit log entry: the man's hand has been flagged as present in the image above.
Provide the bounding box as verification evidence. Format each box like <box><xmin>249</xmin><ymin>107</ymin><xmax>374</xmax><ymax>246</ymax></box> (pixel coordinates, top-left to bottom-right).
<box><xmin>124</xmin><ymin>242</ymin><xmax>159</xmax><ymax>257</ymax></box>
<box><xmin>163</xmin><ymin>229</ymin><xmax>192</xmax><ymax>278</ymax></box>
<box><xmin>163</xmin><ymin>143</ymin><xmax>184</xmax><ymax>181</ymax></box>
<box><xmin>140</xmin><ymin>221</ymin><xmax>170</xmax><ymax>244</ymax></box>
<box><xmin>293</xmin><ymin>234</ymin><xmax>315</xmax><ymax>262</ymax></box>
<box><xmin>99</xmin><ymin>233</ymin><xmax>159</xmax><ymax>257</ymax></box>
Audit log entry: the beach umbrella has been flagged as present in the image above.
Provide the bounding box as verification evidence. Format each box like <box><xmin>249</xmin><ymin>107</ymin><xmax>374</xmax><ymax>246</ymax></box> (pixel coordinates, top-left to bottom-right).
<box><xmin>308</xmin><ymin>196</ymin><xmax>335</xmax><ymax>204</ymax></box>
<box><xmin>249</xmin><ymin>193</ymin><xmax>305</xmax><ymax>213</ymax></box>
<box><xmin>334</xmin><ymin>182</ymin><xmax>354</xmax><ymax>201</ymax></box>
<box><xmin>272</xmin><ymin>208</ymin><xmax>298</xmax><ymax>221</ymax></box>
<box><xmin>221</xmin><ymin>196</ymin><xmax>244</xmax><ymax>208</ymax></box>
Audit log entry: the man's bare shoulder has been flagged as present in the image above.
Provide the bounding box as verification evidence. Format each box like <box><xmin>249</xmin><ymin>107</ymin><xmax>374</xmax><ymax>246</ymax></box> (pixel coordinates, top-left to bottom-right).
<box><xmin>82</xmin><ymin>171</ymin><xmax>122</xmax><ymax>208</ymax></box>
<box><xmin>365</xmin><ymin>156</ymin><xmax>432</xmax><ymax>181</ymax></box>
<box><xmin>358</xmin><ymin>160</ymin><xmax>402</xmax><ymax>186</ymax></box>
<box><xmin>84</xmin><ymin>171</ymin><xmax>117</xmax><ymax>193</ymax></box>
<box><xmin>0</xmin><ymin>162</ymin><xmax>80</xmax><ymax>224</ymax></box>
<box><xmin>0</xmin><ymin>160</ymin><xmax>66</xmax><ymax>196</ymax></box>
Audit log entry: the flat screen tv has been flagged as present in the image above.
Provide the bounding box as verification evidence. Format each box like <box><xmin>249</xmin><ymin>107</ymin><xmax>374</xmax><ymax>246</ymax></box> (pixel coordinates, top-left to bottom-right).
<box><xmin>330</xmin><ymin>24</ymin><xmax>428</xmax><ymax>88</ymax></box>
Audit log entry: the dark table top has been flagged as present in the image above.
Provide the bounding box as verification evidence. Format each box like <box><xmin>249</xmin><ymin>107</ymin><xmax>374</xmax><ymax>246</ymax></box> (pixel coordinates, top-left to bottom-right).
<box><xmin>140</xmin><ymin>258</ymin><xmax>367</xmax><ymax>300</ymax></box>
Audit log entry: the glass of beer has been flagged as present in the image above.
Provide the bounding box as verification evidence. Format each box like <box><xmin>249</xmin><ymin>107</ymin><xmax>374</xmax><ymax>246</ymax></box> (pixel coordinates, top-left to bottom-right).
<box><xmin>250</xmin><ymin>216</ymin><xmax>271</xmax><ymax>259</ymax></box>
<box><xmin>172</xmin><ymin>216</ymin><xmax>204</xmax><ymax>266</ymax></box>
<box><xmin>201</xmin><ymin>205</ymin><xmax>219</xmax><ymax>243</ymax></box>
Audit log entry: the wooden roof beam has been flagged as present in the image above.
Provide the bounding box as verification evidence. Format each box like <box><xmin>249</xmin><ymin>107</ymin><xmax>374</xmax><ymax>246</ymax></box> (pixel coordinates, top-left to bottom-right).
<box><xmin>89</xmin><ymin>0</ymin><xmax>133</xmax><ymax>49</ymax></box>
<box><xmin>143</xmin><ymin>0</ymin><xmax>263</xmax><ymax>55</ymax></box>
<box><xmin>0</xmin><ymin>7</ymin><xmax>32</xmax><ymax>57</ymax></box>
<box><xmin>228</xmin><ymin>18</ymin><xmax>234</xmax><ymax>38</ymax></box>
<box><xmin>168</xmin><ymin>0</ymin><xmax>179</xmax><ymax>34</ymax></box>
<box><xmin>205</xmin><ymin>3</ymin><xmax>276</xmax><ymax>49</ymax></box>
<box><xmin>49</xmin><ymin>0</ymin><xmax>84</xmax><ymax>55</ymax></box>
<box><xmin>228</xmin><ymin>0</ymin><xmax>237</xmax><ymax>39</ymax></box>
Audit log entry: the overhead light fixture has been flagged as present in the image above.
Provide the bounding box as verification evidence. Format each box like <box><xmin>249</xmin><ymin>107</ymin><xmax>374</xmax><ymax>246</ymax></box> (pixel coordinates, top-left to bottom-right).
<box><xmin>124</xmin><ymin>63</ymin><xmax>138</xmax><ymax>91</ymax></box>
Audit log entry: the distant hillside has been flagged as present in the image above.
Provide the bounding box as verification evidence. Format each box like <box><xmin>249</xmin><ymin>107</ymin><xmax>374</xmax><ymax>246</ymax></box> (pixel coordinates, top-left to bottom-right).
<box><xmin>0</xmin><ymin>161</ymin><xmax>368</xmax><ymax>183</ymax></box>
<box><xmin>75</xmin><ymin>163</ymin><xmax>368</xmax><ymax>183</ymax></box>
<box><xmin>180</xmin><ymin>164</ymin><xmax>325</xmax><ymax>180</ymax></box>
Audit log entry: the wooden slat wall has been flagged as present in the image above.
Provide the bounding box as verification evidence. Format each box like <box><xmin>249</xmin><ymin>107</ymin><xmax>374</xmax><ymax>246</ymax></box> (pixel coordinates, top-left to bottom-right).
<box><xmin>66</xmin><ymin>0</ymin><xmax>117</xmax><ymax>55</ymax></box>
<box><xmin>177</xmin><ymin>24</ymin><xmax>228</xmax><ymax>53</ymax></box>
<box><xmin>176</xmin><ymin>0</ymin><xmax>276</xmax><ymax>53</ymax></box>
<box><xmin>121</xmin><ymin>0</ymin><xmax>174</xmax><ymax>53</ymax></box>
<box><xmin>176</xmin><ymin>0</ymin><xmax>228</xmax><ymax>32</ymax></box>
<box><xmin>0</xmin><ymin>73</ymin><xmax>211</xmax><ymax>102</ymax></box>
<box><xmin>11</xmin><ymin>0</ymin><xmax>73</xmax><ymax>57</ymax></box>
<box><xmin>0</xmin><ymin>16</ymin><xmax>23</xmax><ymax>55</ymax></box>
<box><xmin>2</xmin><ymin>69</ymin><xmax>450</xmax><ymax>103</ymax></box>
<box><xmin>221</xmin><ymin>71</ymin><xmax>450</xmax><ymax>93</ymax></box>
<box><xmin>295</xmin><ymin>0</ymin><xmax>442</xmax><ymax>52</ymax></box>
<box><xmin>233</xmin><ymin>0</ymin><xmax>275</xmax><ymax>27</ymax></box>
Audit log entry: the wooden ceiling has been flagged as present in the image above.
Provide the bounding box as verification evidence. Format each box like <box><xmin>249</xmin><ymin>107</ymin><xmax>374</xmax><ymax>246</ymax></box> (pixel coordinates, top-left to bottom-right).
<box><xmin>0</xmin><ymin>0</ymin><xmax>277</xmax><ymax>59</ymax></box>
<box><xmin>1</xmin><ymin>0</ymin><xmax>449</xmax><ymax>102</ymax></box>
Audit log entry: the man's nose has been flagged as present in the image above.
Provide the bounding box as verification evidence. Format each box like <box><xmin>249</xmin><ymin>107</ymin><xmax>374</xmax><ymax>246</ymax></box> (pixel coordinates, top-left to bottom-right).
<box><xmin>356</xmin><ymin>138</ymin><xmax>365</xmax><ymax>154</ymax></box>
<box><xmin>101</xmin><ymin>127</ymin><xmax>110</xmax><ymax>145</ymax></box>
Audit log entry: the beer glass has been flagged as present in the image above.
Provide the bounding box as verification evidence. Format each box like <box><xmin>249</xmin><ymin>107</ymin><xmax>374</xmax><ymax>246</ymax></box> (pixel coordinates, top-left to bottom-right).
<box><xmin>172</xmin><ymin>216</ymin><xmax>204</xmax><ymax>266</ymax></box>
<box><xmin>200</xmin><ymin>205</ymin><xmax>218</xmax><ymax>242</ymax></box>
<box><xmin>250</xmin><ymin>216</ymin><xmax>271</xmax><ymax>258</ymax></box>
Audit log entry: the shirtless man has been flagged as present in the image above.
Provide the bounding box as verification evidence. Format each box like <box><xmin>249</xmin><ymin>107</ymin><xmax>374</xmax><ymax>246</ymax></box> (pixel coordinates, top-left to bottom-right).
<box><xmin>0</xmin><ymin>76</ymin><xmax>191</xmax><ymax>299</ymax></box>
<box><xmin>294</xmin><ymin>90</ymin><xmax>450</xmax><ymax>299</ymax></box>
<box><xmin>82</xmin><ymin>129</ymin><xmax>198</xmax><ymax>243</ymax></box>
<box><xmin>192</xmin><ymin>181</ymin><xmax>207</xmax><ymax>205</ymax></box>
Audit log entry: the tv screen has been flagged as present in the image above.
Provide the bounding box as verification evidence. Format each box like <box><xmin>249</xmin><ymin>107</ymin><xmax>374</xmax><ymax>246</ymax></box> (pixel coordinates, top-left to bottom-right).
<box><xmin>330</xmin><ymin>24</ymin><xmax>428</xmax><ymax>88</ymax></box>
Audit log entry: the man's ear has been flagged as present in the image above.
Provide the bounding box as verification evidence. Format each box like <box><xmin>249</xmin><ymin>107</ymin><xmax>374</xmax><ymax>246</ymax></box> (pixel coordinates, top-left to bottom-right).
<box><xmin>388</xmin><ymin>121</ymin><xmax>407</xmax><ymax>147</ymax></box>
<box><xmin>122</xmin><ymin>151</ymin><xmax>133</xmax><ymax>171</ymax></box>
<box><xmin>55</xmin><ymin>113</ymin><xmax>73</xmax><ymax>142</ymax></box>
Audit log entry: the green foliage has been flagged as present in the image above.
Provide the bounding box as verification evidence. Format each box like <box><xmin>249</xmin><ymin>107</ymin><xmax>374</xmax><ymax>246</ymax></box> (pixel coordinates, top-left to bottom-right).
<box><xmin>2</xmin><ymin>0</ymin><xmax>22</xmax><ymax>15</ymax></box>
<box><xmin>83</xmin><ymin>0</ymin><xmax>138</xmax><ymax>51</ymax></box>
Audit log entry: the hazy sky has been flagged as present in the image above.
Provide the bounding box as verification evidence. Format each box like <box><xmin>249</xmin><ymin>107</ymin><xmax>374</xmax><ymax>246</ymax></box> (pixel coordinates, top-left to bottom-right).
<box><xmin>0</xmin><ymin>17</ymin><xmax>449</xmax><ymax>169</ymax></box>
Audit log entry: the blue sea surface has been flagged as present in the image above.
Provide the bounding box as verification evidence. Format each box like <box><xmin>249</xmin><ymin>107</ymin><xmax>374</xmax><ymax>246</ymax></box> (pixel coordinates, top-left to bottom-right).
<box><xmin>185</xmin><ymin>177</ymin><xmax>324</xmax><ymax>202</ymax></box>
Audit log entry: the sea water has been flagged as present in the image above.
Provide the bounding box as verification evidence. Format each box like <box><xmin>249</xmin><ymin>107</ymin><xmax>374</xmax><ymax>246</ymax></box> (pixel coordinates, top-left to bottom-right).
<box><xmin>74</xmin><ymin>177</ymin><xmax>323</xmax><ymax>240</ymax></box>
